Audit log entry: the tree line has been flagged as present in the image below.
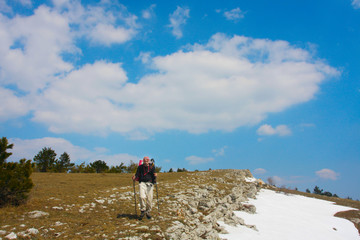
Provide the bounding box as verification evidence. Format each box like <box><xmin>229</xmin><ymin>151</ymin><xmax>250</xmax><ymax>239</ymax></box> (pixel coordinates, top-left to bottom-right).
<box><xmin>32</xmin><ymin>147</ymin><xmax>162</xmax><ymax>174</ymax></box>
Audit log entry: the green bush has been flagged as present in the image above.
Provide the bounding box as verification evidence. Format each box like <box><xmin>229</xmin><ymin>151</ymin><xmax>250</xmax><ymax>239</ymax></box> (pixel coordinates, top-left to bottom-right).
<box><xmin>0</xmin><ymin>159</ymin><xmax>34</xmax><ymax>207</ymax></box>
<box><xmin>0</xmin><ymin>137</ymin><xmax>34</xmax><ymax>207</ymax></box>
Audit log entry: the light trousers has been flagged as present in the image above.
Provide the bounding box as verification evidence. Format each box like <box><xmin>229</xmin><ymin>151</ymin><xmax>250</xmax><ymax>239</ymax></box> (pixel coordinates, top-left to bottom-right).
<box><xmin>139</xmin><ymin>182</ymin><xmax>154</xmax><ymax>212</ymax></box>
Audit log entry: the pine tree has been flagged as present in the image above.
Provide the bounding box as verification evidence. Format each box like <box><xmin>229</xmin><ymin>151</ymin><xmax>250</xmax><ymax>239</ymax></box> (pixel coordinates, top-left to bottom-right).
<box><xmin>33</xmin><ymin>147</ymin><xmax>57</xmax><ymax>172</ymax></box>
<box><xmin>313</xmin><ymin>186</ymin><xmax>323</xmax><ymax>195</ymax></box>
<box><xmin>0</xmin><ymin>137</ymin><xmax>33</xmax><ymax>207</ymax></box>
<box><xmin>54</xmin><ymin>152</ymin><xmax>74</xmax><ymax>172</ymax></box>
<box><xmin>90</xmin><ymin>160</ymin><xmax>109</xmax><ymax>173</ymax></box>
<box><xmin>0</xmin><ymin>137</ymin><xmax>14</xmax><ymax>165</ymax></box>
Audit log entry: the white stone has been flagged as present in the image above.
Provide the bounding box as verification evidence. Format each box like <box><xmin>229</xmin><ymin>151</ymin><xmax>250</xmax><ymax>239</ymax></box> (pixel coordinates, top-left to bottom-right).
<box><xmin>28</xmin><ymin>211</ymin><xmax>49</xmax><ymax>218</ymax></box>
<box><xmin>27</xmin><ymin>228</ymin><xmax>39</xmax><ymax>235</ymax></box>
<box><xmin>4</xmin><ymin>232</ymin><xmax>17</xmax><ymax>239</ymax></box>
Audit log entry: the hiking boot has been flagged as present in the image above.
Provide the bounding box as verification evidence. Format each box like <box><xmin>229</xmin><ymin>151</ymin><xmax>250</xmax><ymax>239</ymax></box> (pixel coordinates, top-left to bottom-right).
<box><xmin>146</xmin><ymin>212</ymin><xmax>152</xmax><ymax>219</ymax></box>
<box><xmin>139</xmin><ymin>211</ymin><xmax>146</xmax><ymax>220</ymax></box>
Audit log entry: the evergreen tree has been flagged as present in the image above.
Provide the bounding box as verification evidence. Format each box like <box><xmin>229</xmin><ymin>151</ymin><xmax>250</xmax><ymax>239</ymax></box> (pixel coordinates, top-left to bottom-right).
<box><xmin>0</xmin><ymin>137</ymin><xmax>34</xmax><ymax>207</ymax></box>
<box><xmin>313</xmin><ymin>186</ymin><xmax>323</xmax><ymax>195</ymax></box>
<box><xmin>33</xmin><ymin>147</ymin><xmax>57</xmax><ymax>172</ymax></box>
<box><xmin>90</xmin><ymin>160</ymin><xmax>109</xmax><ymax>173</ymax></box>
<box><xmin>0</xmin><ymin>137</ymin><xmax>14</xmax><ymax>165</ymax></box>
<box><xmin>54</xmin><ymin>152</ymin><xmax>74</xmax><ymax>172</ymax></box>
<box><xmin>108</xmin><ymin>163</ymin><xmax>127</xmax><ymax>173</ymax></box>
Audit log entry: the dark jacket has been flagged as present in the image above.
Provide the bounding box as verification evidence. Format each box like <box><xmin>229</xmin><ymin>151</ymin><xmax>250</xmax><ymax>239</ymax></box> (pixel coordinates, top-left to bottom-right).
<box><xmin>135</xmin><ymin>164</ymin><xmax>156</xmax><ymax>183</ymax></box>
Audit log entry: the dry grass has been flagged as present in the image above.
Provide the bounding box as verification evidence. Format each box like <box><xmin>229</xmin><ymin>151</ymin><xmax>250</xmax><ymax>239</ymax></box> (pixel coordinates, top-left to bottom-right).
<box><xmin>1</xmin><ymin>172</ymin><xmax>359</xmax><ymax>239</ymax></box>
<box><xmin>0</xmin><ymin>171</ymin><xmax>235</xmax><ymax>239</ymax></box>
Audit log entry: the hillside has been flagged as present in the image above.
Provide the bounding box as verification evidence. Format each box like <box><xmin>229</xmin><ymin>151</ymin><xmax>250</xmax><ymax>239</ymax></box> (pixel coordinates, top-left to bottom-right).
<box><xmin>0</xmin><ymin>170</ymin><xmax>359</xmax><ymax>239</ymax></box>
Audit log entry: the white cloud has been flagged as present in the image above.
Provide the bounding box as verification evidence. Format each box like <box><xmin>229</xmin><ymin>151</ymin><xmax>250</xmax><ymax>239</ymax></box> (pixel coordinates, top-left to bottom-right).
<box><xmin>52</xmin><ymin>0</ymin><xmax>138</xmax><ymax>46</ymax></box>
<box><xmin>8</xmin><ymin>137</ymin><xmax>138</xmax><ymax>166</ymax></box>
<box><xmin>31</xmin><ymin>61</ymin><xmax>128</xmax><ymax>135</ymax></box>
<box><xmin>0</xmin><ymin>0</ymin><xmax>12</xmax><ymax>13</ymax></box>
<box><xmin>168</xmin><ymin>6</ymin><xmax>190</xmax><ymax>39</ymax></box>
<box><xmin>16</xmin><ymin>0</ymin><xmax>32</xmax><ymax>7</ymax></box>
<box><xmin>136</xmin><ymin>51</ymin><xmax>152</xmax><ymax>64</ymax></box>
<box><xmin>0</xmin><ymin>6</ymin><xmax>75</xmax><ymax>93</ymax></box>
<box><xmin>0</xmin><ymin>11</ymin><xmax>339</xmax><ymax>140</ymax></box>
<box><xmin>253</xmin><ymin>168</ymin><xmax>267</xmax><ymax>175</ymax></box>
<box><xmin>257</xmin><ymin>124</ymin><xmax>292</xmax><ymax>136</ymax></box>
<box><xmin>89</xmin><ymin>23</ymin><xmax>135</xmax><ymax>46</ymax></box>
<box><xmin>185</xmin><ymin>155</ymin><xmax>214</xmax><ymax>165</ymax></box>
<box><xmin>0</xmin><ymin>87</ymin><xmax>29</xmax><ymax>120</ymax></box>
<box><xmin>142</xmin><ymin>4</ymin><xmax>156</xmax><ymax>19</ymax></box>
<box><xmin>352</xmin><ymin>0</ymin><xmax>360</xmax><ymax>9</ymax></box>
<box><xmin>0</xmin><ymin>1</ymin><xmax>137</xmax><ymax>99</ymax></box>
<box><xmin>224</xmin><ymin>8</ymin><xmax>245</xmax><ymax>21</ymax></box>
<box><xmin>212</xmin><ymin>146</ymin><xmax>227</xmax><ymax>156</ymax></box>
<box><xmin>316</xmin><ymin>169</ymin><xmax>339</xmax><ymax>180</ymax></box>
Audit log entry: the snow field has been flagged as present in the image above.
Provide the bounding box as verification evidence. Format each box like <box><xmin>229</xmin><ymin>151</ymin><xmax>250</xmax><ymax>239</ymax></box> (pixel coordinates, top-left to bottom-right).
<box><xmin>219</xmin><ymin>189</ymin><xmax>360</xmax><ymax>240</ymax></box>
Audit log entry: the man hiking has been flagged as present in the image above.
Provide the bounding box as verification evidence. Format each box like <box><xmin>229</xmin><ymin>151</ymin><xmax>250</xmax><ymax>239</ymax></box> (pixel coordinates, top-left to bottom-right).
<box><xmin>132</xmin><ymin>156</ymin><xmax>157</xmax><ymax>220</ymax></box>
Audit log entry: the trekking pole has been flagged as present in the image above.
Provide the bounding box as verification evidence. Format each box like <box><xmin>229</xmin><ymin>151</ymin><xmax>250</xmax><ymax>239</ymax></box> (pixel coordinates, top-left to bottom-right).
<box><xmin>133</xmin><ymin>180</ymin><xmax>137</xmax><ymax>217</ymax></box>
<box><xmin>155</xmin><ymin>182</ymin><xmax>160</xmax><ymax>215</ymax></box>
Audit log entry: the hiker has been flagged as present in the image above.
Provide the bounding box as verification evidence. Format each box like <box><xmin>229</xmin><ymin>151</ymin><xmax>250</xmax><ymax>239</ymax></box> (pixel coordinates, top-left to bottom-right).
<box><xmin>132</xmin><ymin>156</ymin><xmax>157</xmax><ymax>220</ymax></box>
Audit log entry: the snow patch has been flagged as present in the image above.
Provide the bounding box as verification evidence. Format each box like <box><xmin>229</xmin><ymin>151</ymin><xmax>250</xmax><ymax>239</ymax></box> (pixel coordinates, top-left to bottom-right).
<box><xmin>219</xmin><ymin>189</ymin><xmax>360</xmax><ymax>240</ymax></box>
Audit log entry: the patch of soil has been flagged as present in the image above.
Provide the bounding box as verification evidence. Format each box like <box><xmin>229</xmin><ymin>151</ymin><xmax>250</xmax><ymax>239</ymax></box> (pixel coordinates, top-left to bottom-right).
<box><xmin>335</xmin><ymin>210</ymin><xmax>360</xmax><ymax>234</ymax></box>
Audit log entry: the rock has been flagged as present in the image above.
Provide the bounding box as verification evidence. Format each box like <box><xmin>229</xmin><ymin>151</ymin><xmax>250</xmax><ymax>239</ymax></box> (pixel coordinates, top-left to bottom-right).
<box><xmin>28</xmin><ymin>211</ymin><xmax>49</xmax><ymax>218</ymax></box>
<box><xmin>163</xmin><ymin>169</ymin><xmax>260</xmax><ymax>240</ymax></box>
<box><xmin>5</xmin><ymin>232</ymin><xmax>17</xmax><ymax>239</ymax></box>
<box><xmin>27</xmin><ymin>228</ymin><xmax>39</xmax><ymax>235</ymax></box>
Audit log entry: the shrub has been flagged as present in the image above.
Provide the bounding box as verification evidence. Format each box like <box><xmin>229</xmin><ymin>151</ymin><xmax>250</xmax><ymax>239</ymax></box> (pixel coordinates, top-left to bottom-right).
<box><xmin>0</xmin><ymin>137</ymin><xmax>34</xmax><ymax>207</ymax></box>
<box><xmin>0</xmin><ymin>159</ymin><xmax>34</xmax><ymax>207</ymax></box>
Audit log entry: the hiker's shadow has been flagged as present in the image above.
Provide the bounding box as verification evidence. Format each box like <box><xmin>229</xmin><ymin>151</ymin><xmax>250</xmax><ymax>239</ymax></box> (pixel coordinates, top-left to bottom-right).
<box><xmin>116</xmin><ymin>213</ymin><xmax>138</xmax><ymax>220</ymax></box>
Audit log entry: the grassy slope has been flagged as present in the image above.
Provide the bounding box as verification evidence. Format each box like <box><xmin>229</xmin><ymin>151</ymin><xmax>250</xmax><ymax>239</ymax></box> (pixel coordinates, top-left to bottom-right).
<box><xmin>0</xmin><ymin>172</ymin><xmax>359</xmax><ymax>239</ymax></box>
<box><xmin>0</xmin><ymin>171</ymin><xmax>235</xmax><ymax>239</ymax></box>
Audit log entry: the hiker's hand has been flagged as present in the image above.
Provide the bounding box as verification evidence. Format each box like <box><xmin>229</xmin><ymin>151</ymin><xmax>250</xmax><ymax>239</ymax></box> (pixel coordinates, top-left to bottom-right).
<box><xmin>132</xmin><ymin>175</ymin><xmax>136</xmax><ymax>181</ymax></box>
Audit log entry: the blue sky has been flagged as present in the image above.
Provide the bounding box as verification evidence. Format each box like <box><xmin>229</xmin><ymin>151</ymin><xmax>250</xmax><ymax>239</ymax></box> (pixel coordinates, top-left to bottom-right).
<box><xmin>1</xmin><ymin>0</ymin><xmax>359</xmax><ymax>199</ymax></box>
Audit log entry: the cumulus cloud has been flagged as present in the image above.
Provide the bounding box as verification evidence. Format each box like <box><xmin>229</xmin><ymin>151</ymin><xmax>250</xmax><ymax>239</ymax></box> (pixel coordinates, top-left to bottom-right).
<box><xmin>0</xmin><ymin>5</ymin><xmax>75</xmax><ymax>93</ymax></box>
<box><xmin>0</xmin><ymin>87</ymin><xmax>29</xmax><ymax>120</ymax></box>
<box><xmin>257</xmin><ymin>124</ymin><xmax>292</xmax><ymax>137</ymax></box>
<box><xmin>185</xmin><ymin>155</ymin><xmax>214</xmax><ymax>165</ymax></box>
<box><xmin>316</xmin><ymin>169</ymin><xmax>339</xmax><ymax>180</ymax></box>
<box><xmin>168</xmin><ymin>6</ymin><xmax>190</xmax><ymax>38</ymax></box>
<box><xmin>8</xmin><ymin>137</ymin><xmax>138</xmax><ymax>166</ymax></box>
<box><xmin>224</xmin><ymin>8</ymin><xmax>245</xmax><ymax>21</ymax></box>
<box><xmin>0</xmin><ymin>4</ymin><xmax>339</xmax><ymax>140</ymax></box>
<box><xmin>31</xmin><ymin>61</ymin><xmax>128</xmax><ymax>135</ymax></box>
<box><xmin>352</xmin><ymin>0</ymin><xmax>360</xmax><ymax>9</ymax></box>
<box><xmin>89</xmin><ymin>23</ymin><xmax>136</xmax><ymax>46</ymax></box>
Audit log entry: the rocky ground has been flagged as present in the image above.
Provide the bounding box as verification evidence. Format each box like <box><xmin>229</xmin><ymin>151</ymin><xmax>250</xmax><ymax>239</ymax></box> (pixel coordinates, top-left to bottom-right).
<box><xmin>162</xmin><ymin>169</ymin><xmax>260</xmax><ymax>239</ymax></box>
<box><xmin>0</xmin><ymin>169</ymin><xmax>262</xmax><ymax>239</ymax></box>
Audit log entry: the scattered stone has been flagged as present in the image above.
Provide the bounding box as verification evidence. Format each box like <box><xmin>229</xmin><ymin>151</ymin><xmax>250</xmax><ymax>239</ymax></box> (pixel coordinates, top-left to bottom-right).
<box><xmin>52</xmin><ymin>206</ymin><xmax>63</xmax><ymax>210</ymax></box>
<box><xmin>28</xmin><ymin>211</ymin><xmax>49</xmax><ymax>218</ymax></box>
<box><xmin>27</xmin><ymin>228</ymin><xmax>39</xmax><ymax>235</ymax></box>
<box><xmin>4</xmin><ymin>232</ymin><xmax>17</xmax><ymax>239</ymax></box>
